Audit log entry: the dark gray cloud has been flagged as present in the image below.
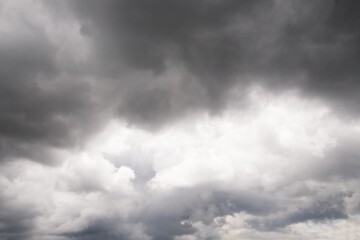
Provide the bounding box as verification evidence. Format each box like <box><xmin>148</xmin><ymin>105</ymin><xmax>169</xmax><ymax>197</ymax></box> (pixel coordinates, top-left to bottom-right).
<box><xmin>247</xmin><ymin>192</ymin><xmax>350</xmax><ymax>231</ymax></box>
<box><xmin>0</xmin><ymin>3</ymin><xmax>109</xmax><ymax>163</ymax></box>
<box><xmin>71</xmin><ymin>0</ymin><xmax>266</xmax><ymax>73</ymax></box>
<box><xmin>0</xmin><ymin>190</ymin><xmax>39</xmax><ymax>240</ymax></box>
<box><xmin>64</xmin><ymin>0</ymin><xmax>360</xmax><ymax>125</ymax></box>
<box><xmin>2</xmin><ymin>0</ymin><xmax>360</xmax><ymax>162</ymax></box>
<box><xmin>57</xmin><ymin>185</ymin><xmax>280</xmax><ymax>240</ymax></box>
<box><xmin>61</xmin><ymin>219</ymin><xmax>136</xmax><ymax>240</ymax></box>
<box><xmin>64</xmin><ymin>0</ymin><xmax>273</xmax><ymax>126</ymax></box>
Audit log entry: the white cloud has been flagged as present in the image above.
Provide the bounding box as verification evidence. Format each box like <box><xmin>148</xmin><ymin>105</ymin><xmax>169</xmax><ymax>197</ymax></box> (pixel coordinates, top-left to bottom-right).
<box><xmin>0</xmin><ymin>87</ymin><xmax>359</xmax><ymax>239</ymax></box>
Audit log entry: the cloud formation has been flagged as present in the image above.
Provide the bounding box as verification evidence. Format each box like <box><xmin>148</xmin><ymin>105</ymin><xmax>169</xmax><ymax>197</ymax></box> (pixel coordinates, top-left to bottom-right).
<box><xmin>1</xmin><ymin>0</ymin><xmax>360</xmax><ymax>239</ymax></box>
<box><xmin>67</xmin><ymin>0</ymin><xmax>360</xmax><ymax>122</ymax></box>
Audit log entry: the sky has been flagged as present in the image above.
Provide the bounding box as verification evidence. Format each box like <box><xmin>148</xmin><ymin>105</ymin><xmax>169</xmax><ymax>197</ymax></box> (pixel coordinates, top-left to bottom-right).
<box><xmin>0</xmin><ymin>0</ymin><xmax>360</xmax><ymax>239</ymax></box>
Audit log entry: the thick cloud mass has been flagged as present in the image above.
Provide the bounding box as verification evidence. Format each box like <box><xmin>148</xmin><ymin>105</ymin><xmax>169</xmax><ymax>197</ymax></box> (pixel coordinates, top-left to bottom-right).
<box><xmin>68</xmin><ymin>0</ymin><xmax>360</xmax><ymax>121</ymax></box>
<box><xmin>1</xmin><ymin>0</ymin><xmax>360</xmax><ymax>239</ymax></box>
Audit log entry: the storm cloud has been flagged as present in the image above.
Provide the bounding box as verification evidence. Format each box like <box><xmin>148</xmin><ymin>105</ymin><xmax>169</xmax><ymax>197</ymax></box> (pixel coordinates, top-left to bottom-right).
<box><xmin>67</xmin><ymin>0</ymin><xmax>360</xmax><ymax>121</ymax></box>
<box><xmin>1</xmin><ymin>0</ymin><xmax>360</xmax><ymax>239</ymax></box>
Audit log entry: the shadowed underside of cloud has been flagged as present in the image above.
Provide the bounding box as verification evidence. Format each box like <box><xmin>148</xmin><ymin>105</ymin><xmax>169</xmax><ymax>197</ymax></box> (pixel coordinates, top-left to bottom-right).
<box><xmin>1</xmin><ymin>0</ymin><xmax>360</xmax><ymax>162</ymax></box>
<box><xmin>55</xmin><ymin>186</ymin><xmax>280</xmax><ymax>240</ymax></box>
<box><xmin>247</xmin><ymin>192</ymin><xmax>350</xmax><ymax>231</ymax></box>
<box><xmin>68</xmin><ymin>0</ymin><xmax>360</xmax><ymax>121</ymax></box>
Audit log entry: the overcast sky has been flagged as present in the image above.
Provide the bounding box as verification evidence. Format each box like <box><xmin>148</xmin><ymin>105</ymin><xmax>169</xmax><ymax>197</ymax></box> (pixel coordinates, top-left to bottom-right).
<box><xmin>0</xmin><ymin>0</ymin><xmax>360</xmax><ymax>239</ymax></box>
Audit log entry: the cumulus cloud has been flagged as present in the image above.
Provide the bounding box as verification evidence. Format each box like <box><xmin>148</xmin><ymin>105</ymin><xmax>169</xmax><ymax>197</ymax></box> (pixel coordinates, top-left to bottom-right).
<box><xmin>1</xmin><ymin>0</ymin><xmax>360</xmax><ymax>239</ymax></box>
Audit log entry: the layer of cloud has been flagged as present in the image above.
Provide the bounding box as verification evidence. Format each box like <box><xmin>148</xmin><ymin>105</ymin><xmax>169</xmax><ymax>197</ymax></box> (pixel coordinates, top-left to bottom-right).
<box><xmin>0</xmin><ymin>89</ymin><xmax>360</xmax><ymax>239</ymax></box>
<box><xmin>2</xmin><ymin>0</ymin><xmax>360</xmax><ymax>162</ymax></box>
<box><xmin>65</xmin><ymin>0</ymin><xmax>360</xmax><ymax>123</ymax></box>
<box><xmin>1</xmin><ymin>0</ymin><xmax>360</xmax><ymax>239</ymax></box>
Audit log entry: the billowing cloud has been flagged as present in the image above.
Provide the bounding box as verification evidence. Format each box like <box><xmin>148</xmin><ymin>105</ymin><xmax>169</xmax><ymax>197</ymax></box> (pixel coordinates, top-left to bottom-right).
<box><xmin>1</xmin><ymin>0</ymin><xmax>360</xmax><ymax>240</ymax></box>
<box><xmin>63</xmin><ymin>0</ymin><xmax>360</xmax><ymax>124</ymax></box>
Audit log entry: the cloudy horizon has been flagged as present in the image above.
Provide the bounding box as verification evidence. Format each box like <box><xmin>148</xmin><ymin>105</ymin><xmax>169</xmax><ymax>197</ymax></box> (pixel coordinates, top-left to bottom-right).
<box><xmin>1</xmin><ymin>0</ymin><xmax>360</xmax><ymax>239</ymax></box>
